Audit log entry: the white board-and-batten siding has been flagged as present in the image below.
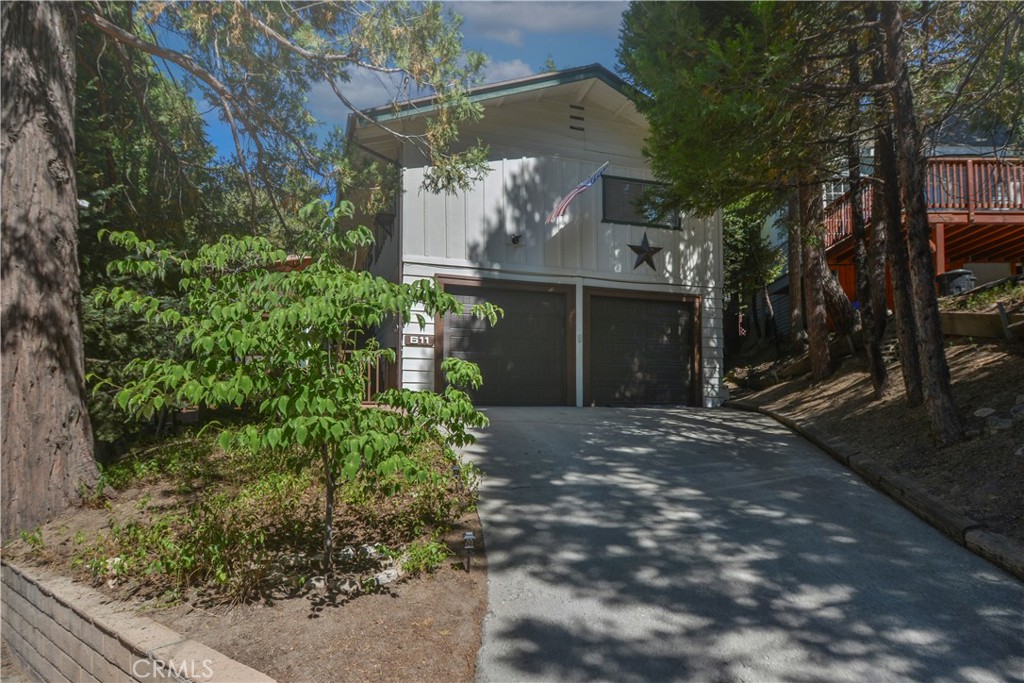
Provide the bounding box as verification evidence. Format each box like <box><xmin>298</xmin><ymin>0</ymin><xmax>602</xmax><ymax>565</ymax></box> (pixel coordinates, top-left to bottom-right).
<box><xmin>401</xmin><ymin>160</ymin><xmax>719</xmax><ymax>289</ymax></box>
<box><xmin>361</xmin><ymin>75</ymin><xmax>726</xmax><ymax>406</ymax></box>
<box><xmin>395</xmin><ymin>153</ymin><xmax>725</xmax><ymax>406</ymax></box>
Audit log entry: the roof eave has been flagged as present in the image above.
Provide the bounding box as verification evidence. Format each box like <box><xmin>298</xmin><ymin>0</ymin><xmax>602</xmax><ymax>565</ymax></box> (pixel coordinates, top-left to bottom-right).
<box><xmin>355</xmin><ymin>64</ymin><xmax>639</xmax><ymax>126</ymax></box>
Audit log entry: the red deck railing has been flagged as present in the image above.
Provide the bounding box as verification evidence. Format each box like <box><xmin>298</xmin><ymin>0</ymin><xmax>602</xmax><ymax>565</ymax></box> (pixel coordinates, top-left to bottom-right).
<box><xmin>824</xmin><ymin>157</ymin><xmax>1024</xmax><ymax>248</ymax></box>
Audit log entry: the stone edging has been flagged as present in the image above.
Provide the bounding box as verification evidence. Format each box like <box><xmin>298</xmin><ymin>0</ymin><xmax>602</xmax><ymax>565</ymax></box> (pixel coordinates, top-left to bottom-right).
<box><xmin>725</xmin><ymin>400</ymin><xmax>1024</xmax><ymax>583</ymax></box>
<box><xmin>1</xmin><ymin>560</ymin><xmax>275</xmax><ymax>682</ymax></box>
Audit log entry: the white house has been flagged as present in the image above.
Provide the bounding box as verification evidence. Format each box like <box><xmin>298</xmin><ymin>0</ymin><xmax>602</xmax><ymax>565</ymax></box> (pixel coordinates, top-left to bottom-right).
<box><xmin>349</xmin><ymin>65</ymin><xmax>725</xmax><ymax>407</ymax></box>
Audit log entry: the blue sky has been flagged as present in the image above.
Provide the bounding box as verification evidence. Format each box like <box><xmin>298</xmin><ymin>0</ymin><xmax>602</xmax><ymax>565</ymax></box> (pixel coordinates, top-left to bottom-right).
<box><xmin>303</xmin><ymin>1</ymin><xmax>628</xmax><ymax>131</ymax></box>
<box><xmin>207</xmin><ymin>1</ymin><xmax>629</xmax><ymax>155</ymax></box>
<box><xmin>449</xmin><ymin>1</ymin><xmax>627</xmax><ymax>82</ymax></box>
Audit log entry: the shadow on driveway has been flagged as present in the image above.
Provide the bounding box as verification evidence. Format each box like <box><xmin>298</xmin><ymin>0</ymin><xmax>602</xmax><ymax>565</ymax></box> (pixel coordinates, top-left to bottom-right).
<box><xmin>468</xmin><ymin>407</ymin><xmax>1024</xmax><ymax>683</ymax></box>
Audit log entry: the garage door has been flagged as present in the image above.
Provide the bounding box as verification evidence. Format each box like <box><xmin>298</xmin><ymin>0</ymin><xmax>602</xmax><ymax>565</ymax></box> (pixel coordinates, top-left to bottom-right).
<box><xmin>442</xmin><ymin>283</ymin><xmax>570</xmax><ymax>406</ymax></box>
<box><xmin>587</xmin><ymin>294</ymin><xmax>697</xmax><ymax>405</ymax></box>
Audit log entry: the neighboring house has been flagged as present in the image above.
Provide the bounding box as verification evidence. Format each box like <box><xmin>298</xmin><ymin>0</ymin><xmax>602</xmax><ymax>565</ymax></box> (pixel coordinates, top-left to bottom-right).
<box><xmin>754</xmin><ymin>131</ymin><xmax>1023</xmax><ymax>335</ymax></box>
<box><xmin>348</xmin><ymin>65</ymin><xmax>726</xmax><ymax>407</ymax></box>
<box><xmin>824</xmin><ymin>134</ymin><xmax>1024</xmax><ymax>302</ymax></box>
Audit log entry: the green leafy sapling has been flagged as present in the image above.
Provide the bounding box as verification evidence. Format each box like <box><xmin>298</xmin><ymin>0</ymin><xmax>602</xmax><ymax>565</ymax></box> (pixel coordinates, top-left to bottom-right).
<box><xmin>94</xmin><ymin>199</ymin><xmax>500</xmax><ymax>577</ymax></box>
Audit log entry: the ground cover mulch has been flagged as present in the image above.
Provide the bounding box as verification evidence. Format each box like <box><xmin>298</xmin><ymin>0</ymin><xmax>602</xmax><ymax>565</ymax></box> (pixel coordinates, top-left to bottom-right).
<box><xmin>2</xmin><ymin>468</ymin><xmax>489</xmax><ymax>683</ymax></box>
<box><xmin>147</xmin><ymin>514</ymin><xmax>487</xmax><ymax>683</ymax></box>
<box><xmin>3</xmin><ymin>503</ymin><xmax>487</xmax><ymax>683</ymax></box>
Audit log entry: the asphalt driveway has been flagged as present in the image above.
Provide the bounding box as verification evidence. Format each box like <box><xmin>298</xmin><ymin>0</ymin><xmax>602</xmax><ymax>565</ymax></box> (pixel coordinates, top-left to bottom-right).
<box><xmin>466</xmin><ymin>407</ymin><xmax>1024</xmax><ymax>683</ymax></box>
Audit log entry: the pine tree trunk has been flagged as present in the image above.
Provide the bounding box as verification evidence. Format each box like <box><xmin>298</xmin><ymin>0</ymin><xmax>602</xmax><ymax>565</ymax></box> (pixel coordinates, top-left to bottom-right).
<box><xmin>866</xmin><ymin>180</ymin><xmax>892</xmax><ymax>399</ymax></box>
<box><xmin>748</xmin><ymin>291</ymin><xmax>762</xmax><ymax>339</ymax></box>
<box><xmin>322</xmin><ymin>444</ymin><xmax>335</xmax><ymax>577</ymax></box>
<box><xmin>799</xmin><ymin>184</ymin><xmax>831</xmax><ymax>382</ymax></box>
<box><xmin>1</xmin><ymin>3</ymin><xmax>97</xmax><ymax>539</ymax></box>
<box><xmin>818</xmin><ymin>242</ymin><xmax>854</xmax><ymax>336</ymax></box>
<box><xmin>847</xmin><ymin>37</ymin><xmax>889</xmax><ymax>398</ymax></box>
<box><xmin>787</xmin><ymin>194</ymin><xmax>806</xmax><ymax>351</ymax></box>
<box><xmin>873</xmin><ymin>75</ymin><xmax>923</xmax><ymax>406</ymax></box>
<box><xmin>762</xmin><ymin>283</ymin><xmax>781</xmax><ymax>355</ymax></box>
<box><xmin>882</xmin><ymin>2</ymin><xmax>965</xmax><ymax>446</ymax></box>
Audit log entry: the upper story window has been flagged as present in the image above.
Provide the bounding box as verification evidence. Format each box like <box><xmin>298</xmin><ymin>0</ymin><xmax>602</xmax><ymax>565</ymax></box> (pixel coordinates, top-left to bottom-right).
<box><xmin>602</xmin><ymin>176</ymin><xmax>681</xmax><ymax>229</ymax></box>
<box><xmin>823</xmin><ymin>179</ymin><xmax>849</xmax><ymax>207</ymax></box>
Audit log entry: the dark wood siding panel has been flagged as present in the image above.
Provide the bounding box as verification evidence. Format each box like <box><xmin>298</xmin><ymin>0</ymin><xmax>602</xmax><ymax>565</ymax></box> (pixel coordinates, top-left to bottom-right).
<box><xmin>587</xmin><ymin>294</ymin><xmax>697</xmax><ymax>406</ymax></box>
<box><xmin>442</xmin><ymin>284</ymin><xmax>569</xmax><ymax>406</ymax></box>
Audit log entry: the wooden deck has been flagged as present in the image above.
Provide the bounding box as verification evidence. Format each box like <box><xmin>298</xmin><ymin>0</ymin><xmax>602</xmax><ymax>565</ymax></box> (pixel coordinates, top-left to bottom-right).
<box><xmin>825</xmin><ymin>157</ymin><xmax>1024</xmax><ymax>270</ymax></box>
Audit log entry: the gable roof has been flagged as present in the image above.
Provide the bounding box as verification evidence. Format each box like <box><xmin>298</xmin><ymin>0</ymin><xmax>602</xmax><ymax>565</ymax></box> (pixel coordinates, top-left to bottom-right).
<box><xmin>925</xmin><ymin>118</ymin><xmax>1021</xmax><ymax>158</ymax></box>
<box><xmin>353</xmin><ymin>64</ymin><xmax>640</xmax><ymax>126</ymax></box>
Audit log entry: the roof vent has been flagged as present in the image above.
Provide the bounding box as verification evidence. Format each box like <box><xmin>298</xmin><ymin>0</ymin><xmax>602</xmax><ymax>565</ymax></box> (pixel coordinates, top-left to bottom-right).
<box><xmin>569</xmin><ymin>104</ymin><xmax>585</xmax><ymax>131</ymax></box>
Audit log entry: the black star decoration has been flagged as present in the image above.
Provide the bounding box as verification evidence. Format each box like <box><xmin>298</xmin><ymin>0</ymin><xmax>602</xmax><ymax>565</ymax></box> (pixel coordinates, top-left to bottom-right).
<box><xmin>629</xmin><ymin>232</ymin><xmax>662</xmax><ymax>271</ymax></box>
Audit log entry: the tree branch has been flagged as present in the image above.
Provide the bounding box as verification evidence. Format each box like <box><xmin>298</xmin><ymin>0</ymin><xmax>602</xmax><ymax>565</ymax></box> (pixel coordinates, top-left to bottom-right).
<box><xmin>110</xmin><ymin>39</ymin><xmax>196</xmax><ymax>194</ymax></box>
<box><xmin>323</xmin><ymin>69</ymin><xmax>433</xmax><ymax>159</ymax></box>
<box><xmin>234</xmin><ymin>1</ymin><xmax>404</xmax><ymax>73</ymax></box>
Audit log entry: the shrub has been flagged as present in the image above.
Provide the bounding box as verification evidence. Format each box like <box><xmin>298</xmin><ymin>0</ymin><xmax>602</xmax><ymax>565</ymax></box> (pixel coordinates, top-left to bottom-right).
<box><xmin>94</xmin><ymin>199</ymin><xmax>499</xmax><ymax>580</ymax></box>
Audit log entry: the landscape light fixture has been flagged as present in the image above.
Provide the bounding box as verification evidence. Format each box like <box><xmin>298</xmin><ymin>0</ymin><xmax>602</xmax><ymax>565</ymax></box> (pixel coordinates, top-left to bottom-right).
<box><xmin>452</xmin><ymin>464</ymin><xmax>463</xmax><ymax>493</ymax></box>
<box><xmin>463</xmin><ymin>532</ymin><xmax>476</xmax><ymax>573</ymax></box>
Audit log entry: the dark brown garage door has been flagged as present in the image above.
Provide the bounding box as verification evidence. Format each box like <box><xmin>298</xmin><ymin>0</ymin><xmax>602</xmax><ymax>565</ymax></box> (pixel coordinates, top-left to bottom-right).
<box><xmin>442</xmin><ymin>283</ymin><xmax>570</xmax><ymax>406</ymax></box>
<box><xmin>587</xmin><ymin>293</ymin><xmax>697</xmax><ymax>405</ymax></box>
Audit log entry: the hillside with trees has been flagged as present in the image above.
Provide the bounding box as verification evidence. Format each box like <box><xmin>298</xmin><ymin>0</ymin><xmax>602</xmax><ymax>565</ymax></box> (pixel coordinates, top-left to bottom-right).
<box><xmin>618</xmin><ymin>0</ymin><xmax>1023</xmax><ymax>445</ymax></box>
<box><xmin>2</xmin><ymin>1</ymin><xmax>488</xmax><ymax>538</ymax></box>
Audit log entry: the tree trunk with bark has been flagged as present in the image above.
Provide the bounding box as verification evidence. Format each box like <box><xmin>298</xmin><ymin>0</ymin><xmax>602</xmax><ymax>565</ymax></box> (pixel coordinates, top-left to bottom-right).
<box><xmin>787</xmin><ymin>194</ymin><xmax>806</xmax><ymax>352</ymax></box>
<box><xmin>1</xmin><ymin>3</ymin><xmax>98</xmax><ymax>539</ymax></box>
<box><xmin>847</xmin><ymin>36</ymin><xmax>889</xmax><ymax>398</ymax></box>
<box><xmin>762</xmin><ymin>282</ymin><xmax>781</xmax><ymax>355</ymax></box>
<box><xmin>873</xmin><ymin>55</ymin><xmax>923</xmax><ymax>407</ymax></box>
<box><xmin>865</xmin><ymin>180</ymin><xmax>892</xmax><ymax>399</ymax></box>
<box><xmin>851</xmin><ymin>162</ymin><xmax>891</xmax><ymax>397</ymax></box>
<box><xmin>322</xmin><ymin>444</ymin><xmax>335</xmax><ymax>576</ymax></box>
<box><xmin>877</xmin><ymin>131</ymin><xmax>924</xmax><ymax>406</ymax></box>
<box><xmin>881</xmin><ymin>1</ymin><xmax>965</xmax><ymax>445</ymax></box>
<box><xmin>748</xmin><ymin>291</ymin><xmax>762</xmax><ymax>340</ymax></box>
<box><xmin>799</xmin><ymin>184</ymin><xmax>831</xmax><ymax>382</ymax></box>
<box><xmin>818</xmin><ymin>242</ymin><xmax>855</xmax><ymax>336</ymax></box>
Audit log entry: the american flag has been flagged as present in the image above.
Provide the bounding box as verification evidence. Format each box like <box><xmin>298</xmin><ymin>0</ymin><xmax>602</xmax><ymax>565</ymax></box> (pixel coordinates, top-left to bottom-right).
<box><xmin>546</xmin><ymin>161</ymin><xmax>609</xmax><ymax>224</ymax></box>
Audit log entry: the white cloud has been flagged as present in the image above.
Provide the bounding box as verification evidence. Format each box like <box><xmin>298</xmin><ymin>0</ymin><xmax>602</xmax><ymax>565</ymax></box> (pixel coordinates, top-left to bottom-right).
<box><xmin>482</xmin><ymin>58</ymin><xmax>535</xmax><ymax>83</ymax></box>
<box><xmin>306</xmin><ymin>58</ymin><xmax>535</xmax><ymax>128</ymax></box>
<box><xmin>479</xmin><ymin>27</ymin><xmax>524</xmax><ymax>46</ymax></box>
<box><xmin>306</xmin><ymin>68</ymin><xmax>432</xmax><ymax>126</ymax></box>
<box><xmin>450</xmin><ymin>1</ymin><xmax>627</xmax><ymax>36</ymax></box>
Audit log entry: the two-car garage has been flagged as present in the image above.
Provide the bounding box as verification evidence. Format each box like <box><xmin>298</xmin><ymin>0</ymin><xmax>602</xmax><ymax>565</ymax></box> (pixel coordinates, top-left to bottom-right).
<box><xmin>439</xmin><ymin>280</ymin><xmax>700</xmax><ymax>407</ymax></box>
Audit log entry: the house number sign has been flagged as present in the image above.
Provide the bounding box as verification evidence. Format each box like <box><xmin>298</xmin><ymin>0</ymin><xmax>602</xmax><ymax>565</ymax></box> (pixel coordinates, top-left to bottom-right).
<box><xmin>404</xmin><ymin>334</ymin><xmax>434</xmax><ymax>347</ymax></box>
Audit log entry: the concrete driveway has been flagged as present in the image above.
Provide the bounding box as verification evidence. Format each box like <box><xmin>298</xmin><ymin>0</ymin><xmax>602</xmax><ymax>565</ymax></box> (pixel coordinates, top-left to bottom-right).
<box><xmin>466</xmin><ymin>407</ymin><xmax>1024</xmax><ymax>683</ymax></box>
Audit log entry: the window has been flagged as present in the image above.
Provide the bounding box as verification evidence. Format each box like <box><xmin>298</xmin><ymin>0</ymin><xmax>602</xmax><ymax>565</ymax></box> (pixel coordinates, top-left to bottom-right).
<box><xmin>602</xmin><ymin>176</ymin><xmax>680</xmax><ymax>229</ymax></box>
<box><xmin>823</xmin><ymin>179</ymin><xmax>849</xmax><ymax>207</ymax></box>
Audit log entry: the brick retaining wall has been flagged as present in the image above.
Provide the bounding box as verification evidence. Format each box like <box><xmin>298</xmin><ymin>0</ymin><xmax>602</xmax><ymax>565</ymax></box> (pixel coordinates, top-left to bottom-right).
<box><xmin>1</xmin><ymin>560</ymin><xmax>275</xmax><ymax>682</ymax></box>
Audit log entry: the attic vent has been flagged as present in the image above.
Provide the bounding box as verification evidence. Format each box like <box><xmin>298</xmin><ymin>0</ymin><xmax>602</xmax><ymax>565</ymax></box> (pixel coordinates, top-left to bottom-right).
<box><xmin>569</xmin><ymin>104</ymin><xmax>585</xmax><ymax>131</ymax></box>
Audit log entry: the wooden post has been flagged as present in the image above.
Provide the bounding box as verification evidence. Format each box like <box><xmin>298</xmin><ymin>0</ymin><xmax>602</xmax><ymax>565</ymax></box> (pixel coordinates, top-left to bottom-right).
<box><xmin>966</xmin><ymin>158</ymin><xmax>975</xmax><ymax>222</ymax></box>
<box><xmin>934</xmin><ymin>222</ymin><xmax>946</xmax><ymax>275</ymax></box>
